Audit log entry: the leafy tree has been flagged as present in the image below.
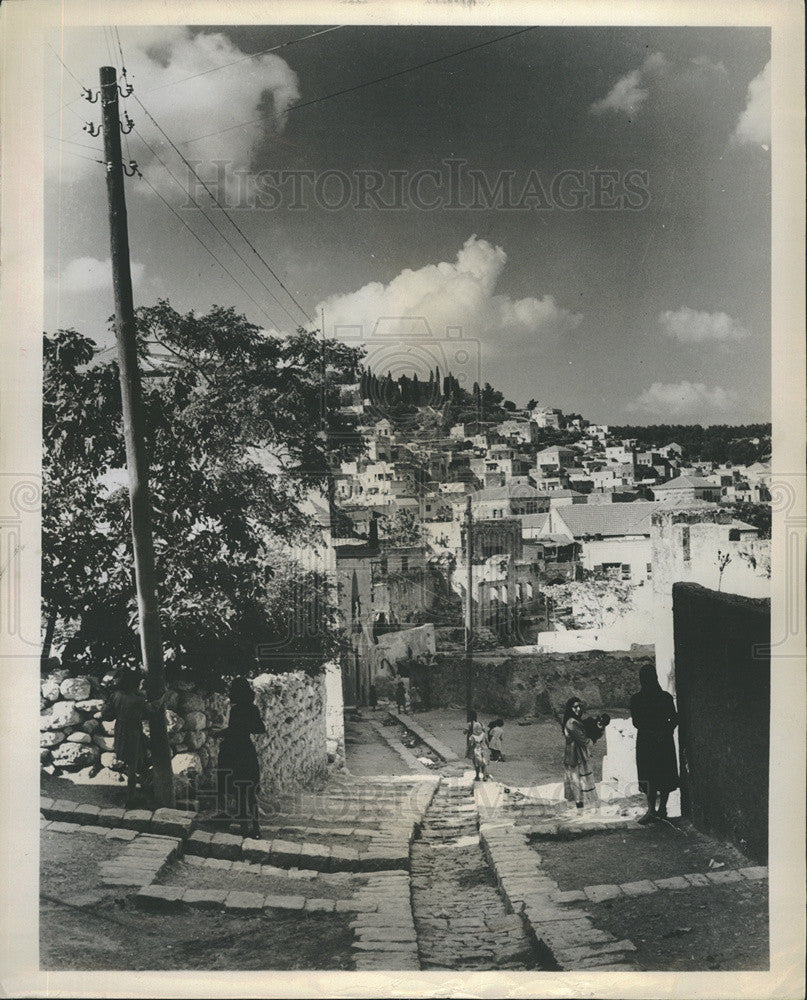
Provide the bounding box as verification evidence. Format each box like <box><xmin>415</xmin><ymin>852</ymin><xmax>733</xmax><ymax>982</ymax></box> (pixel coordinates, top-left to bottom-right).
<box><xmin>379</xmin><ymin>507</ymin><xmax>423</xmax><ymax>547</ymax></box>
<box><xmin>43</xmin><ymin>302</ymin><xmax>365</xmax><ymax>683</ymax></box>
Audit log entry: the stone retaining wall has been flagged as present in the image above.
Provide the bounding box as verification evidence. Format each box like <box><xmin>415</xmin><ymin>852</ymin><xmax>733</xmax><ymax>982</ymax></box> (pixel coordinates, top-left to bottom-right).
<box><xmin>409</xmin><ymin>647</ymin><xmax>655</xmax><ymax>716</ymax></box>
<box><xmin>41</xmin><ymin>665</ymin><xmax>343</xmax><ymax>796</ymax></box>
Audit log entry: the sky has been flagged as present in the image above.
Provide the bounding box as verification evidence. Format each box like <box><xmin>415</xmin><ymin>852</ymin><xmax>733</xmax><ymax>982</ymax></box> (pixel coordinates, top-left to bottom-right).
<box><xmin>45</xmin><ymin>24</ymin><xmax>771</xmax><ymax>425</ymax></box>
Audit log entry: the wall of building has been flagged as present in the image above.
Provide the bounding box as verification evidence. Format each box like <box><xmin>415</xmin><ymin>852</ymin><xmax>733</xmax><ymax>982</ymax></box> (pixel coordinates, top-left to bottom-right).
<box><xmin>651</xmin><ymin>510</ymin><xmax>770</xmax><ymax>692</ymax></box>
<box><xmin>672</xmin><ymin>583</ymin><xmax>770</xmax><ymax>862</ymax></box>
<box><xmin>579</xmin><ymin>536</ymin><xmax>651</xmax><ymax>581</ymax></box>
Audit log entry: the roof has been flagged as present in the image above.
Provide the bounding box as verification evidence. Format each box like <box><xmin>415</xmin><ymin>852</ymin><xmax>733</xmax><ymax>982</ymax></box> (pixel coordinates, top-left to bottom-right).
<box><xmin>520</xmin><ymin>512</ymin><xmax>550</xmax><ymax>531</ymax></box>
<box><xmin>654</xmin><ymin>475</ymin><xmax>719</xmax><ymax>490</ymax></box>
<box><xmin>535</xmin><ymin>445</ymin><xmax>576</xmax><ymax>457</ymax></box>
<box><xmin>470</xmin><ymin>484</ymin><xmax>543</xmax><ymax>502</ymax></box>
<box><xmin>534</xmin><ymin>533</ymin><xmax>579</xmax><ymax>546</ymax></box>
<box><xmin>552</xmin><ymin>502</ymin><xmax>658</xmax><ymax>539</ymax></box>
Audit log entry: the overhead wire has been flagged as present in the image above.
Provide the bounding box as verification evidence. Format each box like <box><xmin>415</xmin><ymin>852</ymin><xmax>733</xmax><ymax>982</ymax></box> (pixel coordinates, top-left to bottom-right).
<box><xmin>132</xmin><ymin>91</ymin><xmax>313</xmax><ymax>325</ymax></box>
<box><xmin>177</xmin><ymin>26</ymin><xmax>538</xmax><ymax>147</ymax></box>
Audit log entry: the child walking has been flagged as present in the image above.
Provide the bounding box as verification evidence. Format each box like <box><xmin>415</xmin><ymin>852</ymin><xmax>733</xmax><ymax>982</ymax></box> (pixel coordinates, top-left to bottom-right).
<box><xmin>487</xmin><ymin>718</ymin><xmax>505</xmax><ymax>762</ymax></box>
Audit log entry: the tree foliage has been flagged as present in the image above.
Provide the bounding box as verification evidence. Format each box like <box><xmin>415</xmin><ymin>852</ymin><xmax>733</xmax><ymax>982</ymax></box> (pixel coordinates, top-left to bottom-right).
<box><xmin>43</xmin><ymin>302</ymin><xmax>365</xmax><ymax>682</ymax></box>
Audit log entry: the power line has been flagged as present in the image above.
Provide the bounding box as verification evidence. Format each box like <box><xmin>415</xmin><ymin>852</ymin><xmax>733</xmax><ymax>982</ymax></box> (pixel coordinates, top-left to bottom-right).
<box><xmin>178</xmin><ymin>26</ymin><xmax>538</xmax><ymax>147</ymax></box>
<box><xmin>131</xmin><ymin>125</ymin><xmax>298</xmax><ymax>327</ymax></box>
<box><xmin>140</xmin><ymin>25</ymin><xmax>345</xmax><ymax>95</ymax></box>
<box><xmin>132</xmin><ymin>92</ymin><xmax>313</xmax><ymax>325</ymax></box>
<box><xmin>46</xmin><ymin>42</ymin><xmax>85</xmax><ymax>87</ymax></box>
<box><xmin>137</xmin><ymin>169</ymin><xmax>288</xmax><ymax>330</ymax></box>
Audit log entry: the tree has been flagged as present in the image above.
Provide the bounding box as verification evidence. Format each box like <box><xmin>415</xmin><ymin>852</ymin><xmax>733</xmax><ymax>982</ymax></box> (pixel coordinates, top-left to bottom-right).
<box><xmin>43</xmin><ymin>302</ymin><xmax>365</xmax><ymax>683</ymax></box>
<box><xmin>380</xmin><ymin>507</ymin><xmax>423</xmax><ymax>547</ymax></box>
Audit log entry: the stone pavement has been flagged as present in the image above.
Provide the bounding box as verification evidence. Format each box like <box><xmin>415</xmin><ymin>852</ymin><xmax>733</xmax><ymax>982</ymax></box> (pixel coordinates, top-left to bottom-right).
<box><xmin>41</xmin><ymin>709</ymin><xmax>769</xmax><ymax>972</ymax></box>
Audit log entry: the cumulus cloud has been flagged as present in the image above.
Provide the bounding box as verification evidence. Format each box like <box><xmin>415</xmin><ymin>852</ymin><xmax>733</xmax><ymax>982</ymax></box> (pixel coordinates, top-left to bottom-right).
<box><xmin>315</xmin><ymin>236</ymin><xmax>582</xmax><ymax>380</ymax></box>
<box><xmin>47</xmin><ymin>27</ymin><xmax>299</xmax><ymax>190</ymax></box>
<box><xmin>659</xmin><ymin>306</ymin><xmax>749</xmax><ymax>344</ymax></box>
<box><xmin>590</xmin><ymin>51</ymin><xmax>668</xmax><ymax>116</ymax></box>
<box><xmin>730</xmin><ymin>61</ymin><xmax>771</xmax><ymax>146</ymax></box>
<box><xmin>60</xmin><ymin>256</ymin><xmax>144</xmax><ymax>293</ymax></box>
<box><xmin>627</xmin><ymin>381</ymin><xmax>736</xmax><ymax>420</ymax></box>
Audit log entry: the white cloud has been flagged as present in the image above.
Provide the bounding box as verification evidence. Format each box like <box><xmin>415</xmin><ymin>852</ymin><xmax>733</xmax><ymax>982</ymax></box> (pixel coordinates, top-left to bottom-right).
<box><xmin>47</xmin><ymin>27</ymin><xmax>299</xmax><ymax>191</ymax></box>
<box><xmin>730</xmin><ymin>61</ymin><xmax>771</xmax><ymax>146</ymax></box>
<box><xmin>60</xmin><ymin>256</ymin><xmax>144</xmax><ymax>293</ymax></box>
<box><xmin>590</xmin><ymin>51</ymin><xmax>667</xmax><ymax>117</ymax></box>
<box><xmin>659</xmin><ymin>307</ymin><xmax>749</xmax><ymax>344</ymax></box>
<box><xmin>627</xmin><ymin>381</ymin><xmax>736</xmax><ymax>420</ymax></box>
<box><xmin>315</xmin><ymin>236</ymin><xmax>582</xmax><ymax>379</ymax></box>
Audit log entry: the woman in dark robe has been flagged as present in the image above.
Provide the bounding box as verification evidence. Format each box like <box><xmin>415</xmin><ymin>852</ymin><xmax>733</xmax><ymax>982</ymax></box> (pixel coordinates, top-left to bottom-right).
<box><xmin>213</xmin><ymin>676</ymin><xmax>265</xmax><ymax>838</ymax></box>
<box><xmin>561</xmin><ymin>697</ymin><xmax>598</xmax><ymax>809</ymax></box>
<box><xmin>102</xmin><ymin>668</ymin><xmax>151</xmax><ymax>808</ymax></box>
<box><xmin>630</xmin><ymin>663</ymin><xmax>679</xmax><ymax>824</ymax></box>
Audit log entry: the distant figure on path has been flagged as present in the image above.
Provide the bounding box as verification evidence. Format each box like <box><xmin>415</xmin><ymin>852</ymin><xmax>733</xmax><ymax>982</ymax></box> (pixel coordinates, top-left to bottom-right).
<box><xmin>630</xmin><ymin>663</ymin><xmax>679</xmax><ymax>824</ymax></box>
<box><xmin>102</xmin><ymin>668</ymin><xmax>152</xmax><ymax>809</ymax></box>
<box><xmin>213</xmin><ymin>676</ymin><xmax>266</xmax><ymax>839</ymax></box>
<box><xmin>463</xmin><ymin>710</ymin><xmax>478</xmax><ymax>760</ymax></box>
<box><xmin>395</xmin><ymin>679</ymin><xmax>407</xmax><ymax>713</ymax></box>
<box><xmin>368</xmin><ymin>683</ymin><xmax>378</xmax><ymax>710</ymax></box>
<box><xmin>561</xmin><ymin>697</ymin><xmax>598</xmax><ymax>810</ymax></box>
<box><xmin>488</xmin><ymin>719</ymin><xmax>505</xmax><ymax>761</ymax></box>
<box><xmin>469</xmin><ymin>721</ymin><xmax>490</xmax><ymax>781</ymax></box>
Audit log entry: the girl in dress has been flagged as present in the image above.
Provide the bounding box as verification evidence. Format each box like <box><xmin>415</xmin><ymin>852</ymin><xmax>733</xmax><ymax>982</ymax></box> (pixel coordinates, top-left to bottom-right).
<box><xmin>561</xmin><ymin>697</ymin><xmax>598</xmax><ymax>810</ymax></box>
<box><xmin>212</xmin><ymin>676</ymin><xmax>266</xmax><ymax>838</ymax></box>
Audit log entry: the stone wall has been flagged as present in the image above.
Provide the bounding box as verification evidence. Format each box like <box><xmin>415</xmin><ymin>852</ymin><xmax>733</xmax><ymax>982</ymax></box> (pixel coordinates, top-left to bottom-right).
<box><xmin>410</xmin><ymin>646</ymin><xmax>654</xmax><ymax>717</ymax></box>
<box><xmin>251</xmin><ymin>671</ymin><xmax>330</xmax><ymax>794</ymax></box>
<box><xmin>673</xmin><ymin>583</ymin><xmax>770</xmax><ymax>863</ymax></box>
<box><xmin>41</xmin><ymin>665</ymin><xmax>341</xmax><ymax>797</ymax></box>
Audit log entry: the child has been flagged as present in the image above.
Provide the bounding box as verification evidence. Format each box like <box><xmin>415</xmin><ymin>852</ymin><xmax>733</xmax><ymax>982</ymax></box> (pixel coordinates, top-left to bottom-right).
<box><xmin>488</xmin><ymin>718</ymin><xmax>505</xmax><ymax>762</ymax></box>
<box><xmin>582</xmin><ymin>713</ymin><xmax>611</xmax><ymax>744</ymax></box>
<box><xmin>102</xmin><ymin>668</ymin><xmax>152</xmax><ymax>808</ymax></box>
<box><xmin>395</xmin><ymin>679</ymin><xmax>407</xmax><ymax>713</ymax></box>
<box><xmin>469</xmin><ymin>721</ymin><xmax>490</xmax><ymax>781</ymax></box>
<box><xmin>463</xmin><ymin>710</ymin><xmax>478</xmax><ymax>761</ymax></box>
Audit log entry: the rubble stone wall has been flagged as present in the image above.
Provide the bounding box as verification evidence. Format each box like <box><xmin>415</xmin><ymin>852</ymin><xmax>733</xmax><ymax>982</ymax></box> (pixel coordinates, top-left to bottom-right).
<box><xmin>41</xmin><ymin>666</ymin><xmax>336</xmax><ymax>796</ymax></box>
<box><xmin>412</xmin><ymin>646</ymin><xmax>654</xmax><ymax>717</ymax></box>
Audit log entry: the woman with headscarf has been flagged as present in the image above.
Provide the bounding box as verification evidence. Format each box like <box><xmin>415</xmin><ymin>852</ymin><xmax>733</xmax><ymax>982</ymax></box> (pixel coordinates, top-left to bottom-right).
<box><xmin>629</xmin><ymin>663</ymin><xmax>679</xmax><ymax>824</ymax></box>
<box><xmin>561</xmin><ymin>696</ymin><xmax>598</xmax><ymax>810</ymax></box>
<box><xmin>212</xmin><ymin>676</ymin><xmax>266</xmax><ymax>838</ymax></box>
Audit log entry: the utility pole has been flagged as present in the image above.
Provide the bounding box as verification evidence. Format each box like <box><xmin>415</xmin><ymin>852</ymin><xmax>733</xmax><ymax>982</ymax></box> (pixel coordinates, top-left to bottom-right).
<box><xmin>100</xmin><ymin>65</ymin><xmax>175</xmax><ymax>807</ymax></box>
<box><xmin>464</xmin><ymin>495</ymin><xmax>474</xmax><ymax>721</ymax></box>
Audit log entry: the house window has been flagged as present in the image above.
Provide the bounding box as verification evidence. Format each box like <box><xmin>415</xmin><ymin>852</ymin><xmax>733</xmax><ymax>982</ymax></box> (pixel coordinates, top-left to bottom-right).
<box><xmin>646</xmin><ymin>562</ymin><xmax>652</xmax><ymax>578</ymax></box>
<box><xmin>380</xmin><ymin>556</ymin><xmax>388</xmax><ymax>575</ymax></box>
<box><xmin>728</xmin><ymin>528</ymin><xmax>741</xmax><ymax>542</ymax></box>
<box><xmin>621</xmin><ymin>564</ymin><xmax>631</xmax><ymax>580</ymax></box>
<box><xmin>526</xmin><ymin>582</ymin><xmax>534</xmax><ymax>599</ymax></box>
<box><xmin>682</xmin><ymin>525</ymin><xmax>691</xmax><ymax>562</ymax></box>
<box><xmin>400</xmin><ymin>556</ymin><xmax>409</xmax><ymax>572</ymax></box>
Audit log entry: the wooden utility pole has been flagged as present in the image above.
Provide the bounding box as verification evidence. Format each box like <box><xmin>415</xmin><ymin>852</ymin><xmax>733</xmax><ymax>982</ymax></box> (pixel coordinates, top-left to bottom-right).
<box><xmin>464</xmin><ymin>495</ymin><xmax>474</xmax><ymax>720</ymax></box>
<box><xmin>100</xmin><ymin>66</ymin><xmax>175</xmax><ymax>807</ymax></box>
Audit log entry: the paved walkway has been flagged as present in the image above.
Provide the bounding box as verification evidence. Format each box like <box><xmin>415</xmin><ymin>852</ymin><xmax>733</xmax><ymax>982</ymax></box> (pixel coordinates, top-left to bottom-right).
<box><xmin>410</xmin><ymin>775</ymin><xmax>543</xmax><ymax>971</ymax></box>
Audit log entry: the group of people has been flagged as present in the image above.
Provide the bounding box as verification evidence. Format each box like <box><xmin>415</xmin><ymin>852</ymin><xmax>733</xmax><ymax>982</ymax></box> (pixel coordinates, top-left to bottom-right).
<box><xmin>463</xmin><ymin>714</ymin><xmax>506</xmax><ymax>781</ymax></box>
<box><xmin>101</xmin><ymin>670</ymin><xmax>264</xmax><ymax>838</ymax></box>
<box><xmin>102</xmin><ymin>660</ymin><xmax>679</xmax><ymax>836</ymax></box>
<box><xmin>561</xmin><ymin>662</ymin><xmax>679</xmax><ymax>823</ymax></box>
<box><xmin>462</xmin><ymin>663</ymin><xmax>679</xmax><ymax>825</ymax></box>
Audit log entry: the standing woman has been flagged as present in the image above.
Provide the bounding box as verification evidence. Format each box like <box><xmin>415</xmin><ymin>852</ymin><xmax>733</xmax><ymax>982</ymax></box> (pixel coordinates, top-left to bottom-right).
<box><xmin>561</xmin><ymin>697</ymin><xmax>598</xmax><ymax>810</ymax></box>
<box><xmin>213</xmin><ymin>676</ymin><xmax>266</xmax><ymax>838</ymax></box>
<box><xmin>102</xmin><ymin>668</ymin><xmax>153</xmax><ymax>808</ymax></box>
<box><xmin>629</xmin><ymin>663</ymin><xmax>679</xmax><ymax>824</ymax></box>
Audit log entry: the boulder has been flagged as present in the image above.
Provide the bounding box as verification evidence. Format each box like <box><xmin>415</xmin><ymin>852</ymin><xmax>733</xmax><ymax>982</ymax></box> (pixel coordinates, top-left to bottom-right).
<box><xmin>101</xmin><ymin>720</ymin><xmax>116</xmax><ymax>737</ymax></box>
<box><xmin>41</xmin><ymin>677</ymin><xmax>61</xmax><ymax>703</ymax></box>
<box><xmin>44</xmin><ymin>666</ymin><xmax>70</xmax><ymax>687</ymax></box>
<box><xmin>185</xmin><ymin>730</ymin><xmax>206</xmax><ymax>750</ymax></box>
<box><xmin>204</xmin><ymin>692</ymin><xmax>229</xmax><ymax>729</ymax></box>
<box><xmin>51</xmin><ymin>741</ymin><xmax>100</xmax><ymax>771</ymax></box>
<box><xmin>171</xmin><ymin>752</ymin><xmax>203</xmax><ymax>795</ymax></box>
<box><xmin>75</xmin><ymin>699</ymin><xmax>105</xmax><ymax>716</ymax></box>
<box><xmin>49</xmin><ymin>701</ymin><xmax>81</xmax><ymax>730</ymax></box>
<box><xmin>40</xmin><ymin>730</ymin><xmax>66</xmax><ymax>749</ymax></box>
<box><xmin>163</xmin><ymin>689</ymin><xmax>180</xmax><ymax>711</ymax></box>
<box><xmin>183</xmin><ymin>711</ymin><xmax>207</xmax><ymax>732</ymax></box>
<box><xmin>40</xmin><ymin>713</ymin><xmax>53</xmax><ymax>732</ymax></box>
<box><xmin>40</xmin><ymin>748</ymin><xmax>52</xmax><ymax>764</ymax></box>
<box><xmin>177</xmin><ymin>691</ymin><xmax>205</xmax><ymax>715</ymax></box>
<box><xmin>100</xmin><ymin>752</ymin><xmax>117</xmax><ymax>770</ymax></box>
<box><xmin>66</xmin><ymin>731</ymin><xmax>92</xmax><ymax>744</ymax></box>
<box><xmin>165</xmin><ymin>709</ymin><xmax>184</xmax><ymax>738</ymax></box>
<box><xmin>168</xmin><ymin>729</ymin><xmax>185</xmax><ymax>746</ymax></box>
<box><xmin>82</xmin><ymin>719</ymin><xmax>101</xmax><ymax>735</ymax></box>
<box><xmin>59</xmin><ymin>676</ymin><xmax>92</xmax><ymax>701</ymax></box>
<box><xmin>93</xmin><ymin>734</ymin><xmax>115</xmax><ymax>752</ymax></box>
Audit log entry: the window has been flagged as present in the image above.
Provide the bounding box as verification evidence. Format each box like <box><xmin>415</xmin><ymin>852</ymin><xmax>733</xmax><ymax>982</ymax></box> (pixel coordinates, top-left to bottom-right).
<box><xmin>379</xmin><ymin>556</ymin><xmax>388</xmax><ymax>575</ymax></box>
<box><xmin>400</xmin><ymin>556</ymin><xmax>409</xmax><ymax>572</ymax></box>
<box><xmin>646</xmin><ymin>562</ymin><xmax>652</xmax><ymax>578</ymax></box>
<box><xmin>728</xmin><ymin>528</ymin><xmax>741</xmax><ymax>542</ymax></box>
<box><xmin>621</xmin><ymin>564</ymin><xmax>631</xmax><ymax>580</ymax></box>
<box><xmin>682</xmin><ymin>524</ymin><xmax>691</xmax><ymax>562</ymax></box>
<box><xmin>526</xmin><ymin>582</ymin><xmax>534</xmax><ymax>599</ymax></box>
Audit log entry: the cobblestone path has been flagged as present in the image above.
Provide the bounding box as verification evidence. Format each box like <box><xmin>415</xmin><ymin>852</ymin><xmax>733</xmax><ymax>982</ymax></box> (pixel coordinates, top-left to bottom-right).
<box><xmin>410</xmin><ymin>776</ymin><xmax>544</xmax><ymax>971</ymax></box>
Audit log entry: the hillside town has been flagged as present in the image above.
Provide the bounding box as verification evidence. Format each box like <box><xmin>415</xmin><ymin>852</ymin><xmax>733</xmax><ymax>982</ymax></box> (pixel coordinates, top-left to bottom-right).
<box><xmin>322</xmin><ymin>373</ymin><xmax>771</xmax><ymax>710</ymax></box>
